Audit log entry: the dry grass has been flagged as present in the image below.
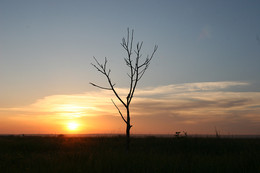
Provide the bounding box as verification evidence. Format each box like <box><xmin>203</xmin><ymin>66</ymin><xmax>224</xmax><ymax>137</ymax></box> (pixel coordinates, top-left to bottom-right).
<box><xmin>0</xmin><ymin>136</ymin><xmax>259</xmax><ymax>173</ymax></box>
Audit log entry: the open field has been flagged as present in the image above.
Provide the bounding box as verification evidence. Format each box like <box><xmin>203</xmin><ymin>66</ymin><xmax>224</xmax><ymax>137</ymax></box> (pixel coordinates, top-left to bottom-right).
<box><xmin>0</xmin><ymin>136</ymin><xmax>259</xmax><ymax>173</ymax></box>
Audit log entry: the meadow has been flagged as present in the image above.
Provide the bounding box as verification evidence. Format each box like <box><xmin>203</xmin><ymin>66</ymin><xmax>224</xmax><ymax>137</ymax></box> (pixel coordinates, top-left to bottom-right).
<box><xmin>0</xmin><ymin>135</ymin><xmax>259</xmax><ymax>173</ymax></box>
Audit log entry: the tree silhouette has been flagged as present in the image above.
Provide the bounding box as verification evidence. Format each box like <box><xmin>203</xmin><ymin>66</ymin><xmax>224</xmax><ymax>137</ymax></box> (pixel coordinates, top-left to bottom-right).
<box><xmin>90</xmin><ymin>28</ymin><xmax>158</xmax><ymax>150</ymax></box>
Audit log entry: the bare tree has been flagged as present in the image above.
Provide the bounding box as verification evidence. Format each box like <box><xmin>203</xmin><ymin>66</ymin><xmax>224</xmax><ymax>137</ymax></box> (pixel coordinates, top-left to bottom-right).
<box><xmin>90</xmin><ymin>28</ymin><xmax>158</xmax><ymax>150</ymax></box>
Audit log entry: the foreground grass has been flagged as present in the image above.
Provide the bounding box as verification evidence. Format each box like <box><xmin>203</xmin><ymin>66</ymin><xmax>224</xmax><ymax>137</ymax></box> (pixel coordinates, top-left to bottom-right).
<box><xmin>0</xmin><ymin>136</ymin><xmax>259</xmax><ymax>173</ymax></box>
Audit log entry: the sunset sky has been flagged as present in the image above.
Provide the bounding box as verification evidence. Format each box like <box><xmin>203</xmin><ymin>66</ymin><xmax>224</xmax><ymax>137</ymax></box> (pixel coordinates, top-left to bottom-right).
<box><xmin>1</xmin><ymin>0</ymin><xmax>260</xmax><ymax>135</ymax></box>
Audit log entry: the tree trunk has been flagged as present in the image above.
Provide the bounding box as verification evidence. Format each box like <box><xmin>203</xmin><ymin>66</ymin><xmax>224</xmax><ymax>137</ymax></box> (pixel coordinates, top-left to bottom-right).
<box><xmin>126</xmin><ymin>107</ymin><xmax>131</xmax><ymax>151</ymax></box>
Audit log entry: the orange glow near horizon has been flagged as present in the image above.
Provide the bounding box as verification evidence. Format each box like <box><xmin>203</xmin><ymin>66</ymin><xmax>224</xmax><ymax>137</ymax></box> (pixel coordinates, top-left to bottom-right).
<box><xmin>1</xmin><ymin>82</ymin><xmax>260</xmax><ymax>135</ymax></box>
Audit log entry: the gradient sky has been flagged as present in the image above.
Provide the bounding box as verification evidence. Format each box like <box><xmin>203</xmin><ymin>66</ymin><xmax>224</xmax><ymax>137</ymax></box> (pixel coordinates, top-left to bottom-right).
<box><xmin>1</xmin><ymin>0</ymin><xmax>260</xmax><ymax>135</ymax></box>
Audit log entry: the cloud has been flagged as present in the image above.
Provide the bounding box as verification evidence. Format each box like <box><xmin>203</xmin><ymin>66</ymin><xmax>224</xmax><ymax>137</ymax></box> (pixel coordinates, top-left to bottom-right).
<box><xmin>130</xmin><ymin>82</ymin><xmax>260</xmax><ymax>134</ymax></box>
<box><xmin>135</xmin><ymin>81</ymin><xmax>249</xmax><ymax>96</ymax></box>
<box><xmin>131</xmin><ymin>82</ymin><xmax>259</xmax><ymax>120</ymax></box>
<box><xmin>1</xmin><ymin>81</ymin><xmax>260</xmax><ymax>134</ymax></box>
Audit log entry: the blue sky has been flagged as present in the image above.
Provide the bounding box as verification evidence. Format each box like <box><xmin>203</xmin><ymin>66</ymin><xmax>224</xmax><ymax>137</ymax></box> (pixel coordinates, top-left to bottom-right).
<box><xmin>1</xmin><ymin>0</ymin><xmax>260</xmax><ymax>134</ymax></box>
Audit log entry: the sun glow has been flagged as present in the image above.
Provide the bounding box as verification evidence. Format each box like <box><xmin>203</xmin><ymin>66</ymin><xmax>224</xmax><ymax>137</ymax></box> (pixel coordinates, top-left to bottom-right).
<box><xmin>57</xmin><ymin>104</ymin><xmax>90</xmax><ymax>118</ymax></box>
<box><xmin>67</xmin><ymin>122</ymin><xmax>79</xmax><ymax>131</ymax></box>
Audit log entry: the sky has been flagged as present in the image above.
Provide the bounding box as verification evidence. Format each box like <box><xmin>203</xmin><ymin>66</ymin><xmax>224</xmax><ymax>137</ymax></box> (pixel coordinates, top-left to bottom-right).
<box><xmin>1</xmin><ymin>0</ymin><xmax>260</xmax><ymax>135</ymax></box>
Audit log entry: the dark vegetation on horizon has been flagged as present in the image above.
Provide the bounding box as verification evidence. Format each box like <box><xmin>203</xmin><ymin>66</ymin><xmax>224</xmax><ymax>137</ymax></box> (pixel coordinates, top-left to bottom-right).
<box><xmin>0</xmin><ymin>136</ymin><xmax>260</xmax><ymax>173</ymax></box>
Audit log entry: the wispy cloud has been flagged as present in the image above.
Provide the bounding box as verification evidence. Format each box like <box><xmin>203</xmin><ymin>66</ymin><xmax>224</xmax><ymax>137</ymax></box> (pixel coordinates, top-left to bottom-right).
<box><xmin>135</xmin><ymin>81</ymin><xmax>248</xmax><ymax>95</ymax></box>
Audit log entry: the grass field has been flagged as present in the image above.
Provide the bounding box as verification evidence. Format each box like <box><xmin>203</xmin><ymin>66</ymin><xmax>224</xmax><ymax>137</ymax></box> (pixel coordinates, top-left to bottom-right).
<box><xmin>0</xmin><ymin>135</ymin><xmax>259</xmax><ymax>173</ymax></box>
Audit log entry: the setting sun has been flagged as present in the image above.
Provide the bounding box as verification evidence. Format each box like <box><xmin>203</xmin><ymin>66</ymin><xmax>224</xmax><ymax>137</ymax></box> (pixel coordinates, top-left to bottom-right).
<box><xmin>67</xmin><ymin>122</ymin><xmax>79</xmax><ymax>131</ymax></box>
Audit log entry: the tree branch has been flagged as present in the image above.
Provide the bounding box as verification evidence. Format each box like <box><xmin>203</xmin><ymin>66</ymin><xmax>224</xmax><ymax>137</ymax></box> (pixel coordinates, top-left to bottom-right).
<box><xmin>91</xmin><ymin>57</ymin><xmax>127</xmax><ymax>107</ymax></box>
<box><xmin>111</xmin><ymin>99</ymin><xmax>127</xmax><ymax>124</ymax></box>
<box><xmin>89</xmin><ymin>82</ymin><xmax>113</xmax><ymax>90</ymax></box>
